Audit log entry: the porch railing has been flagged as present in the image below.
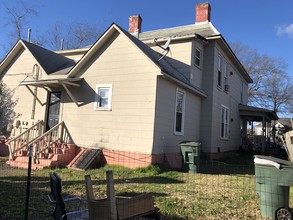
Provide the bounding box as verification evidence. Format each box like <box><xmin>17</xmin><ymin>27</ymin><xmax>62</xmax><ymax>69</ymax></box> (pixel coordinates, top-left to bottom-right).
<box><xmin>31</xmin><ymin>121</ymin><xmax>73</xmax><ymax>163</ymax></box>
<box><xmin>8</xmin><ymin>121</ymin><xmax>73</xmax><ymax>162</ymax></box>
<box><xmin>8</xmin><ymin>120</ymin><xmax>44</xmax><ymax>160</ymax></box>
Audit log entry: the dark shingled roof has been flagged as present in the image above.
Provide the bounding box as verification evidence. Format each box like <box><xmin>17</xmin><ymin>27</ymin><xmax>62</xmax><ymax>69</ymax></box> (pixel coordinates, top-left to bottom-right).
<box><xmin>22</xmin><ymin>40</ymin><xmax>75</xmax><ymax>74</ymax></box>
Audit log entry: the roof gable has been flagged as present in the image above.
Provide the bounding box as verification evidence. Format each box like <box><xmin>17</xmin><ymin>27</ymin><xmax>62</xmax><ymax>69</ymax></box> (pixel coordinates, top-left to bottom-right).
<box><xmin>67</xmin><ymin>23</ymin><xmax>206</xmax><ymax>97</ymax></box>
<box><xmin>21</xmin><ymin>40</ymin><xmax>75</xmax><ymax>74</ymax></box>
<box><xmin>0</xmin><ymin>40</ymin><xmax>75</xmax><ymax>78</ymax></box>
<box><xmin>67</xmin><ymin>23</ymin><xmax>163</xmax><ymax>77</ymax></box>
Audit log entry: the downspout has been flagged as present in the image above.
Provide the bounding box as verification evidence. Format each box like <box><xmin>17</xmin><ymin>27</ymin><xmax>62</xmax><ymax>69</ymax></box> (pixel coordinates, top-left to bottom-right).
<box><xmin>31</xmin><ymin>64</ymin><xmax>39</xmax><ymax>120</ymax></box>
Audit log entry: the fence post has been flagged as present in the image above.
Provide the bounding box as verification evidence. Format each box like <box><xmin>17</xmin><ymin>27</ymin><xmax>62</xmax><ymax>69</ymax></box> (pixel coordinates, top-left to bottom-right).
<box><xmin>24</xmin><ymin>145</ymin><xmax>33</xmax><ymax>220</ymax></box>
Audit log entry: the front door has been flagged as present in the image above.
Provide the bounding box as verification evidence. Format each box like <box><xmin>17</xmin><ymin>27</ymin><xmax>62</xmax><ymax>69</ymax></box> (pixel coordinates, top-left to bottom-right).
<box><xmin>46</xmin><ymin>91</ymin><xmax>61</xmax><ymax>131</ymax></box>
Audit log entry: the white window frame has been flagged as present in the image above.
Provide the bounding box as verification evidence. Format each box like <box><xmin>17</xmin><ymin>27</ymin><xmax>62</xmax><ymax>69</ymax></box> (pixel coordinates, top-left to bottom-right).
<box><xmin>174</xmin><ymin>88</ymin><xmax>186</xmax><ymax>135</ymax></box>
<box><xmin>94</xmin><ymin>84</ymin><xmax>112</xmax><ymax>111</ymax></box>
<box><xmin>221</xmin><ymin>105</ymin><xmax>229</xmax><ymax>139</ymax></box>
<box><xmin>194</xmin><ymin>48</ymin><xmax>201</xmax><ymax>67</ymax></box>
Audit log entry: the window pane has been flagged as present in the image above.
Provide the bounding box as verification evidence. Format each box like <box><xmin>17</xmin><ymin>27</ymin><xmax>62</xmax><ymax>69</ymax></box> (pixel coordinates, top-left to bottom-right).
<box><xmin>218</xmin><ymin>71</ymin><xmax>221</xmax><ymax>86</ymax></box>
<box><xmin>175</xmin><ymin>90</ymin><xmax>185</xmax><ymax>134</ymax></box>
<box><xmin>221</xmin><ymin>106</ymin><xmax>229</xmax><ymax>139</ymax></box>
<box><xmin>99</xmin><ymin>88</ymin><xmax>109</xmax><ymax>98</ymax></box>
<box><xmin>176</xmin><ymin>92</ymin><xmax>184</xmax><ymax>112</ymax></box>
<box><xmin>176</xmin><ymin>112</ymin><xmax>182</xmax><ymax>132</ymax></box>
<box><xmin>195</xmin><ymin>57</ymin><xmax>200</xmax><ymax>66</ymax></box>
<box><xmin>196</xmin><ymin>49</ymin><xmax>200</xmax><ymax>58</ymax></box>
<box><xmin>99</xmin><ymin>98</ymin><xmax>108</xmax><ymax>107</ymax></box>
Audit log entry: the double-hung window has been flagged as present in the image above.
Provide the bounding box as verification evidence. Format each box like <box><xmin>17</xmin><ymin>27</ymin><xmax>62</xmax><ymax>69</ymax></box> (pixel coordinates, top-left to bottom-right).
<box><xmin>221</xmin><ymin>105</ymin><xmax>229</xmax><ymax>139</ymax></box>
<box><xmin>224</xmin><ymin>62</ymin><xmax>229</xmax><ymax>92</ymax></box>
<box><xmin>217</xmin><ymin>55</ymin><xmax>222</xmax><ymax>87</ymax></box>
<box><xmin>94</xmin><ymin>84</ymin><xmax>112</xmax><ymax>110</ymax></box>
<box><xmin>174</xmin><ymin>89</ymin><xmax>185</xmax><ymax>135</ymax></box>
<box><xmin>194</xmin><ymin>48</ymin><xmax>201</xmax><ymax>67</ymax></box>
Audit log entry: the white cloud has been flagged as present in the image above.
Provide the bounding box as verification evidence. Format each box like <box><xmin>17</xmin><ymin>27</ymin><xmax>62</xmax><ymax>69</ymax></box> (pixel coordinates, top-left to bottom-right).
<box><xmin>276</xmin><ymin>23</ymin><xmax>293</xmax><ymax>39</ymax></box>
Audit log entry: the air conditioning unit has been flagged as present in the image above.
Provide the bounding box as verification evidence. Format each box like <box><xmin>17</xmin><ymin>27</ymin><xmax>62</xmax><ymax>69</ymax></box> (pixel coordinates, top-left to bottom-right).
<box><xmin>224</xmin><ymin>84</ymin><xmax>229</xmax><ymax>92</ymax></box>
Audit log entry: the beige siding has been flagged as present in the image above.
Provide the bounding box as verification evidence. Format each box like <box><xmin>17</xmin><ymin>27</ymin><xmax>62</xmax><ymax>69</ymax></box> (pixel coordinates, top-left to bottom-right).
<box><xmin>2</xmin><ymin>48</ymin><xmax>48</xmax><ymax>130</ymax></box>
<box><xmin>153</xmin><ymin>77</ymin><xmax>201</xmax><ymax>154</ymax></box>
<box><xmin>61</xmin><ymin>31</ymin><xmax>159</xmax><ymax>154</ymax></box>
<box><xmin>150</xmin><ymin>40</ymin><xmax>192</xmax><ymax>83</ymax></box>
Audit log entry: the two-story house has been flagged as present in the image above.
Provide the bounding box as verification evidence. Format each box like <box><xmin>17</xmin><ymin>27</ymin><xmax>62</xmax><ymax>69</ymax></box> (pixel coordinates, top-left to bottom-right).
<box><xmin>0</xmin><ymin>2</ymin><xmax>277</xmax><ymax>169</ymax></box>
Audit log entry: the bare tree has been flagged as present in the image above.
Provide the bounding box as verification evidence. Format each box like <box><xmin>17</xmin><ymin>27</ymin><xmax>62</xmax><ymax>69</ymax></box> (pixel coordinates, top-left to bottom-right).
<box><xmin>257</xmin><ymin>72</ymin><xmax>293</xmax><ymax>114</ymax></box>
<box><xmin>231</xmin><ymin>42</ymin><xmax>293</xmax><ymax>115</ymax></box>
<box><xmin>43</xmin><ymin>21</ymin><xmax>101</xmax><ymax>51</ymax></box>
<box><xmin>3</xmin><ymin>0</ymin><xmax>38</xmax><ymax>45</ymax></box>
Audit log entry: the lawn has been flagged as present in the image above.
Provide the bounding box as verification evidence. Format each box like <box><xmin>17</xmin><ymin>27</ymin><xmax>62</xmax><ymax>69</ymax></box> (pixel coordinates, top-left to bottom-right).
<box><xmin>0</xmin><ymin>154</ymin><xmax>268</xmax><ymax>219</ymax></box>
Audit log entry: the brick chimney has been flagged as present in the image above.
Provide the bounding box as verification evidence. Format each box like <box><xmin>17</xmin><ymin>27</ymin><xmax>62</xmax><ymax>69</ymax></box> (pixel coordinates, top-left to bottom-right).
<box><xmin>128</xmin><ymin>15</ymin><xmax>142</xmax><ymax>36</ymax></box>
<box><xmin>196</xmin><ymin>2</ymin><xmax>211</xmax><ymax>23</ymax></box>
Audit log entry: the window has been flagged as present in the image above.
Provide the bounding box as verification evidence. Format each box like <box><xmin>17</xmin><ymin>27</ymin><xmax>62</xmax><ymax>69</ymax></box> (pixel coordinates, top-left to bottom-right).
<box><xmin>224</xmin><ymin>62</ymin><xmax>229</xmax><ymax>92</ymax></box>
<box><xmin>221</xmin><ymin>105</ymin><xmax>229</xmax><ymax>139</ymax></box>
<box><xmin>94</xmin><ymin>84</ymin><xmax>112</xmax><ymax>110</ymax></box>
<box><xmin>174</xmin><ymin>89</ymin><xmax>185</xmax><ymax>135</ymax></box>
<box><xmin>217</xmin><ymin>55</ymin><xmax>222</xmax><ymax>87</ymax></box>
<box><xmin>194</xmin><ymin>48</ymin><xmax>201</xmax><ymax>67</ymax></box>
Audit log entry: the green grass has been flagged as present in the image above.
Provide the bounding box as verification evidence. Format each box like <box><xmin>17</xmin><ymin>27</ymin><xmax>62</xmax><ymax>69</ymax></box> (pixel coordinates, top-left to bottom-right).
<box><xmin>0</xmin><ymin>157</ymin><xmax>264</xmax><ymax>220</ymax></box>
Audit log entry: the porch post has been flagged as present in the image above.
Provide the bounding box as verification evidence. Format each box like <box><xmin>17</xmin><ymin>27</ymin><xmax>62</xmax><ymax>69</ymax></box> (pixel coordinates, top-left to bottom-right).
<box><xmin>261</xmin><ymin>117</ymin><xmax>266</xmax><ymax>154</ymax></box>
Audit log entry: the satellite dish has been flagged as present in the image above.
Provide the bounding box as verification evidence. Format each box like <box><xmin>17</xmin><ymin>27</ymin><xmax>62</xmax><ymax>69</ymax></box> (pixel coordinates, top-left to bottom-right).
<box><xmin>152</xmin><ymin>37</ymin><xmax>171</xmax><ymax>61</ymax></box>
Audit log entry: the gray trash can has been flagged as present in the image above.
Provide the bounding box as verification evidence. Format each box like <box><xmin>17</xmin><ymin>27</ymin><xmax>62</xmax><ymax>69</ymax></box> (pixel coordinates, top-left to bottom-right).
<box><xmin>254</xmin><ymin>155</ymin><xmax>293</xmax><ymax>220</ymax></box>
<box><xmin>180</xmin><ymin>141</ymin><xmax>201</xmax><ymax>173</ymax></box>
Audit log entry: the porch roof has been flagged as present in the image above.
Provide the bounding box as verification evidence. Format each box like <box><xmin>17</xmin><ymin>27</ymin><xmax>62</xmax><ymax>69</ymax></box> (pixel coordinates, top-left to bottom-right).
<box><xmin>20</xmin><ymin>77</ymin><xmax>82</xmax><ymax>88</ymax></box>
<box><xmin>239</xmin><ymin>104</ymin><xmax>278</xmax><ymax>122</ymax></box>
<box><xmin>20</xmin><ymin>78</ymin><xmax>82</xmax><ymax>107</ymax></box>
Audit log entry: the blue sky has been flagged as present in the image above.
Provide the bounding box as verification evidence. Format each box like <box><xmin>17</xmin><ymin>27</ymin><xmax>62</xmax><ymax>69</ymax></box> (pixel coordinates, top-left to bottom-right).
<box><xmin>1</xmin><ymin>0</ymin><xmax>293</xmax><ymax>77</ymax></box>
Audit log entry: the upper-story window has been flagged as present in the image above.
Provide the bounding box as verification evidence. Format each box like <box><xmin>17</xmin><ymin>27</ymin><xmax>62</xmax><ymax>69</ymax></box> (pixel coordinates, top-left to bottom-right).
<box><xmin>174</xmin><ymin>88</ymin><xmax>185</xmax><ymax>135</ymax></box>
<box><xmin>194</xmin><ymin>48</ymin><xmax>201</xmax><ymax>67</ymax></box>
<box><xmin>217</xmin><ymin>55</ymin><xmax>222</xmax><ymax>87</ymax></box>
<box><xmin>224</xmin><ymin>62</ymin><xmax>229</xmax><ymax>92</ymax></box>
<box><xmin>94</xmin><ymin>84</ymin><xmax>112</xmax><ymax>110</ymax></box>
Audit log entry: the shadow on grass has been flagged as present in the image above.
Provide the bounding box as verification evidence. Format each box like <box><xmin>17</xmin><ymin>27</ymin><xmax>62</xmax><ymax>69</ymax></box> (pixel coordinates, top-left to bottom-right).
<box><xmin>198</xmin><ymin>153</ymin><xmax>255</xmax><ymax>175</ymax></box>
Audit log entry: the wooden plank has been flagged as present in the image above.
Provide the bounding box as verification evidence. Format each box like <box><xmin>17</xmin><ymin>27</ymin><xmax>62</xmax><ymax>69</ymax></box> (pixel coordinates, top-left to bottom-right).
<box><xmin>69</xmin><ymin>149</ymin><xmax>101</xmax><ymax>170</ymax></box>
<box><xmin>106</xmin><ymin>170</ymin><xmax>117</xmax><ymax>220</ymax></box>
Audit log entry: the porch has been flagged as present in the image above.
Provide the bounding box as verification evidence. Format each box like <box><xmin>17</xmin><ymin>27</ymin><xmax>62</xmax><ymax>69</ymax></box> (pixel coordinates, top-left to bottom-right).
<box><xmin>5</xmin><ymin>120</ymin><xmax>95</xmax><ymax>169</ymax></box>
<box><xmin>239</xmin><ymin>104</ymin><xmax>279</xmax><ymax>154</ymax></box>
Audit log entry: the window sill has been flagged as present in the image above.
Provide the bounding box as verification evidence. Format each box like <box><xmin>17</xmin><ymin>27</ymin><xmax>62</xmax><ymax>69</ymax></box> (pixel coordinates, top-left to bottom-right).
<box><xmin>94</xmin><ymin>108</ymin><xmax>112</xmax><ymax>111</ymax></box>
<box><xmin>174</xmin><ymin>131</ymin><xmax>184</xmax><ymax>136</ymax></box>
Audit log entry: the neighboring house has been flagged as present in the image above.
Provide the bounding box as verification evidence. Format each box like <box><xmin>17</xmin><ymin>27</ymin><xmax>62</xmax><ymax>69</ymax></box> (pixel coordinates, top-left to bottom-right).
<box><xmin>275</xmin><ymin>118</ymin><xmax>293</xmax><ymax>132</ymax></box>
<box><xmin>0</xmin><ymin>3</ymin><xmax>277</xmax><ymax>168</ymax></box>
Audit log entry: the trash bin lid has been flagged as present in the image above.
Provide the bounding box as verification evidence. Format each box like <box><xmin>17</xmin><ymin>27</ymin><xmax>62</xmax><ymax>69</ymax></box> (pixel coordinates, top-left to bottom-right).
<box><xmin>179</xmin><ymin>141</ymin><xmax>201</xmax><ymax>147</ymax></box>
<box><xmin>254</xmin><ymin>155</ymin><xmax>293</xmax><ymax>167</ymax></box>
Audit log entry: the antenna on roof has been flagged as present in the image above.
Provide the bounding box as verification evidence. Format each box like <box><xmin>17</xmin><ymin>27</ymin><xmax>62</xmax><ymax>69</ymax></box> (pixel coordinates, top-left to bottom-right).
<box><xmin>61</xmin><ymin>39</ymin><xmax>64</xmax><ymax>50</ymax></box>
<box><xmin>27</xmin><ymin>28</ymin><xmax>31</xmax><ymax>42</ymax></box>
<box><xmin>152</xmin><ymin>37</ymin><xmax>171</xmax><ymax>61</ymax></box>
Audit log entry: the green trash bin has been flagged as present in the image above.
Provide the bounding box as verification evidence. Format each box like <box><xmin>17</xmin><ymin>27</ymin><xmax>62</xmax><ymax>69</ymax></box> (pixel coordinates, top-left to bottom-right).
<box><xmin>254</xmin><ymin>155</ymin><xmax>293</xmax><ymax>220</ymax></box>
<box><xmin>180</xmin><ymin>141</ymin><xmax>201</xmax><ymax>173</ymax></box>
